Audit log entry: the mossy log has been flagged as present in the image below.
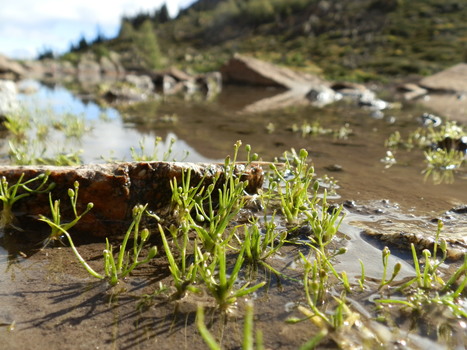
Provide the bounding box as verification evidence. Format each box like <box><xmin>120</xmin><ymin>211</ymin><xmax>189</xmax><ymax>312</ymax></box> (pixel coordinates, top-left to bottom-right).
<box><xmin>0</xmin><ymin>162</ymin><xmax>264</xmax><ymax>236</ymax></box>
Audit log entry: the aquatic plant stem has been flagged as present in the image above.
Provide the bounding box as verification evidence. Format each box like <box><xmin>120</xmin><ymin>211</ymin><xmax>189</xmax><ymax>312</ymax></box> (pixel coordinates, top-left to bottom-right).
<box><xmin>45</xmin><ymin>221</ymin><xmax>104</xmax><ymax>280</ymax></box>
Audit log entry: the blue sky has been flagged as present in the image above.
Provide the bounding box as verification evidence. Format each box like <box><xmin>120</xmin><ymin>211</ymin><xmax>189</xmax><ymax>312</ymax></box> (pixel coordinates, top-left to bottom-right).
<box><xmin>0</xmin><ymin>0</ymin><xmax>196</xmax><ymax>59</ymax></box>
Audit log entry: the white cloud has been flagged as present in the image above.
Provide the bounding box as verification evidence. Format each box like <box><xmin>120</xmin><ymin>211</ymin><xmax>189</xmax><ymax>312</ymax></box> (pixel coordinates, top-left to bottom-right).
<box><xmin>0</xmin><ymin>0</ymin><xmax>196</xmax><ymax>58</ymax></box>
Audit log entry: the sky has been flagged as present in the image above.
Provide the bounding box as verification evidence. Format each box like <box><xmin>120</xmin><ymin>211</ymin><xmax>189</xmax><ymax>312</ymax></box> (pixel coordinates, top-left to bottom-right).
<box><xmin>0</xmin><ymin>0</ymin><xmax>196</xmax><ymax>59</ymax></box>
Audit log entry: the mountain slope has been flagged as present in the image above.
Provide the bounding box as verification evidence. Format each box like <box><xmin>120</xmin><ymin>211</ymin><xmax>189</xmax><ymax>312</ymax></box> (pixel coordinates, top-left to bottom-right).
<box><xmin>70</xmin><ymin>0</ymin><xmax>467</xmax><ymax>81</ymax></box>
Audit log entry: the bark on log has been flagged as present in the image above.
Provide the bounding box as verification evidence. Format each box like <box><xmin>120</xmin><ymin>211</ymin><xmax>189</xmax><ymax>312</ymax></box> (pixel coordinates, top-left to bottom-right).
<box><xmin>0</xmin><ymin>162</ymin><xmax>264</xmax><ymax>236</ymax></box>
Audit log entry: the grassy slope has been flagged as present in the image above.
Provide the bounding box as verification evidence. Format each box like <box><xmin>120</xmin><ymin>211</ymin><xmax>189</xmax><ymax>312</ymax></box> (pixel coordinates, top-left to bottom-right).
<box><xmin>88</xmin><ymin>0</ymin><xmax>467</xmax><ymax>82</ymax></box>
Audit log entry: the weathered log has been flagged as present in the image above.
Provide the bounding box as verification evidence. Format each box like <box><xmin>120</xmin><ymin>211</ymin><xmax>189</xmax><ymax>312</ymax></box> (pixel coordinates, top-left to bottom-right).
<box><xmin>0</xmin><ymin>162</ymin><xmax>264</xmax><ymax>236</ymax></box>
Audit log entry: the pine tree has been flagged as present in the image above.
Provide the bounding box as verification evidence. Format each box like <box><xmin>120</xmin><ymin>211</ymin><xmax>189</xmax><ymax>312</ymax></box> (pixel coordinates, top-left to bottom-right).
<box><xmin>135</xmin><ymin>20</ymin><xmax>162</xmax><ymax>70</ymax></box>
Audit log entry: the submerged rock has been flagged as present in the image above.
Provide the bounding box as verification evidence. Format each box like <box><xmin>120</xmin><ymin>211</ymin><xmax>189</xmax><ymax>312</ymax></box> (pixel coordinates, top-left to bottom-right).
<box><xmin>0</xmin><ymin>162</ymin><xmax>264</xmax><ymax>236</ymax></box>
<box><xmin>349</xmin><ymin>201</ymin><xmax>467</xmax><ymax>260</ymax></box>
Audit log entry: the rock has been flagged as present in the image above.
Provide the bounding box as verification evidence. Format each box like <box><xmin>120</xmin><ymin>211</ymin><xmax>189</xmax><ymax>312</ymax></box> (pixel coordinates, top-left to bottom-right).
<box><xmin>358</xmin><ymin>92</ymin><xmax>390</xmax><ymax>110</ymax></box>
<box><xmin>449</xmin><ymin>205</ymin><xmax>467</xmax><ymax>214</ymax></box>
<box><xmin>0</xmin><ymin>55</ymin><xmax>26</xmax><ymax>80</ymax></box>
<box><xmin>99</xmin><ymin>56</ymin><xmax>119</xmax><ymax>76</ymax></box>
<box><xmin>0</xmin><ymin>80</ymin><xmax>19</xmax><ymax>118</ymax></box>
<box><xmin>306</xmin><ymin>85</ymin><xmax>342</xmax><ymax>107</ymax></box>
<box><xmin>331</xmin><ymin>82</ymin><xmax>393</xmax><ymax>110</ymax></box>
<box><xmin>165</xmin><ymin>67</ymin><xmax>193</xmax><ymax>82</ymax></box>
<box><xmin>397</xmin><ymin>83</ymin><xmax>428</xmax><ymax>100</ymax></box>
<box><xmin>107</xmin><ymin>51</ymin><xmax>126</xmax><ymax>76</ymax></box>
<box><xmin>196</xmin><ymin>71</ymin><xmax>222</xmax><ymax>97</ymax></box>
<box><xmin>77</xmin><ymin>56</ymin><xmax>101</xmax><ymax>76</ymax></box>
<box><xmin>331</xmin><ymin>81</ymin><xmax>369</xmax><ymax>99</ymax></box>
<box><xmin>103</xmin><ymin>74</ymin><xmax>156</xmax><ymax>102</ymax></box>
<box><xmin>0</xmin><ymin>162</ymin><xmax>264</xmax><ymax>236</ymax></box>
<box><xmin>125</xmin><ymin>74</ymin><xmax>154</xmax><ymax>93</ymax></box>
<box><xmin>419</xmin><ymin>63</ymin><xmax>467</xmax><ymax>93</ymax></box>
<box><xmin>17</xmin><ymin>80</ymin><xmax>39</xmax><ymax>94</ymax></box>
<box><xmin>220</xmin><ymin>53</ymin><xmax>326</xmax><ymax>92</ymax></box>
<box><xmin>419</xmin><ymin>112</ymin><xmax>442</xmax><ymax>127</ymax></box>
<box><xmin>420</xmin><ymin>93</ymin><xmax>467</xmax><ymax>123</ymax></box>
<box><xmin>162</xmin><ymin>74</ymin><xmax>180</xmax><ymax>94</ymax></box>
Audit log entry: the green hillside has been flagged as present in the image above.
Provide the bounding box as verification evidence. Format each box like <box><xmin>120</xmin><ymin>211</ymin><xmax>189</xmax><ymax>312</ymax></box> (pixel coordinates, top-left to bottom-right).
<box><xmin>62</xmin><ymin>0</ymin><xmax>467</xmax><ymax>82</ymax></box>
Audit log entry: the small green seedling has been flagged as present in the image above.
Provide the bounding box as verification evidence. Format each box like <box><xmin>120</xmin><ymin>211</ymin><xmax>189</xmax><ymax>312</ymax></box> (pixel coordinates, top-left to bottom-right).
<box><xmin>375</xmin><ymin>221</ymin><xmax>467</xmax><ymax>318</ymax></box>
<box><xmin>268</xmin><ymin>148</ymin><xmax>317</xmax><ymax>226</ymax></box>
<box><xmin>196</xmin><ymin>302</ymin><xmax>264</xmax><ymax>350</ymax></box>
<box><xmin>241</xmin><ymin>215</ymin><xmax>288</xmax><ymax>277</ymax></box>
<box><xmin>103</xmin><ymin>204</ymin><xmax>158</xmax><ymax>286</ymax></box>
<box><xmin>158</xmin><ymin>223</ymin><xmax>201</xmax><ymax>298</ymax></box>
<box><xmin>40</xmin><ymin>184</ymin><xmax>157</xmax><ymax>286</ymax></box>
<box><xmin>0</xmin><ymin>172</ymin><xmax>54</xmax><ymax>230</ymax></box>
<box><xmin>130</xmin><ymin>136</ymin><xmax>188</xmax><ymax>162</ymax></box>
<box><xmin>190</xmin><ymin>143</ymin><xmax>249</xmax><ymax>251</ymax></box>
<box><xmin>40</xmin><ymin>181</ymin><xmax>93</xmax><ymax>246</ymax></box>
<box><xmin>196</xmin><ymin>242</ymin><xmax>265</xmax><ymax>311</ymax></box>
<box><xmin>378</xmin><ymin>246</ymin><xmax>402</xmax><ymax>290</ymax></box>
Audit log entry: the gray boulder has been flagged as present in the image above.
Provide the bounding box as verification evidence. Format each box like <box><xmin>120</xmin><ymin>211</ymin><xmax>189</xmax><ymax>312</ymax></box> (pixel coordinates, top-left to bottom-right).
<box><xmin>0</xmin><ymin>55</ymin><xmax>26</xmax><ymax>80</ymax></box>
<box><xmin>0</xmin><ymin>80</ymin><xmax>19</xmax><ymax>118</ymax></box>
<box><xmin>125</xmin><ymin>74</ymin><xmax>155</xmax><ymax>93</ymax></box>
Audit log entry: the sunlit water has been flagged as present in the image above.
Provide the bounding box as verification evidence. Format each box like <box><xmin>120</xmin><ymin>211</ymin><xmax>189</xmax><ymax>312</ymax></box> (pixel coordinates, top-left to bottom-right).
<box><xmin>16</xmin><ymin>81</ymin><xmax>218</xmax><ymax>163</ymax></box>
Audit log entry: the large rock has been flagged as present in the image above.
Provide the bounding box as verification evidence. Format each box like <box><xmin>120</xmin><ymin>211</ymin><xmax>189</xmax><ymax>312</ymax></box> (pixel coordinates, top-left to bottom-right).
<box><xmin>0</xmin><ymin>55</ymin><xmax>26</xmax><ymax>80</ymax></box>
<box><xmin>103</xmin><ymin>74</ymin><xmax>156</xmax><ymax>102</ymax></box>
<box><xmin>419</xmin><ymin>63</ymin><xmax>467</xmax><ymax>93</ymax></box>
<box><xmin>220</xmin><ymin>54</ymin><xmax>326</xmax><ymax>92</ymax></box>
<box><xmin>0</xmin><ymin>162</ymin><xmax>264</xmax><ymax>236</ymax></box>
<box><xmin>0</xmin><ymin>80</ymin><xmax>19</xmax><ymax>117</ymax></box>
<box><xmin>125</xmin><ymin>74</ymin><xmax>155</xmax><ymax>93</ymax></box>
<box><xmin>100</xmin><ymin>53</ymin><xmax>125</xmax><ymax>77</ymax></box>
<box><xmin>77</xmin><ymin>56</ymin><xmax>101</xmax><ymax>76</ymax></box>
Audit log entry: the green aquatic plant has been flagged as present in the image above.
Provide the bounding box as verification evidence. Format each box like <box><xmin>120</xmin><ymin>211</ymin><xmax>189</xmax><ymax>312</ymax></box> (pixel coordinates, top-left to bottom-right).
<box><xmin>51</xmin><ymin>112</ymin><xmax>89</xmax><ymax>138</ymax></box>
<box><xmin>169</xmin><ymin>167</ymin><xmax>209</xmax><ymax>226</ymax></box>
<box><xmin>39</xmin><ymin>181</ymin><xmax>93</xmax><ymax>246</ymax></box>
<box><xmin>378</xmin><ymin>246</ymin><xmax>402</xmax><ymax>290</ymax></box>
<box><xmin>303</xmin><ymin>192</ymin><xmax>344</xmax><ymax>251</ymax></box>
<box><xmin>8</xmin><ymin>137</ymin><xmax>83</xmax><ymax>166</ymax></box>
<box><xmin>40</xmin><ymin>187</ymin><xmax>157</xmax><ymax>286</ymax></box>
<box><xmin>268</xmin><ymin>148</ymin><xmax>318</xmax><ymax>226</ymax></box>
<box><xmin>190</xmin><ymin>142</ymin><xmax>249</xmax><ymax>251</ymax></box>
<box><xmin>375</xmin><ymin>221</ymin><xmax>467</xmax><ymax>318</ymax></box>
<box><xmin>241</xmin><ymin>214</ymin><xmax>286</xmax><ymax>269</ymax></box>
<box><xmin>196</xmin><ymin>302</ymin><xmax>263</xmax><ymax>350</ymax></box>
<box><xmin>240</xmin><ymin>216</ymin><xmax>296</xmax><ymax>283</ymax></box>
<box><xmin>3</xmin><ymin>113</ymin><xmax>30</xmax><ymax>139</ymax></box>
<box><xmin>0</xmin><ymin>172</ymin><xmax>54</xmax><ymax>230</ymax></box>
<box><xmin>424</xmin><ymin>148</ymin><xmax>464</xmax><ymax>170</ymax></box>
<box><xmin>102</xmin><ymin>204</ymin><xmax>158</xmax><ymax>286</ymax></box>
<box><xmin>385</xmin><ymin>120</ymin><xmax>466</xmax><ymax>181</ymax></box>
<box><xmin>130</xmin><ymin>136</ymin><xmax>188</xmax><ymax>162</ymax></box>
<box><xmin>196</xmin><ymin>242</ymin><xmax>266</xmax><ymax>311</ymax></box>
<box><xmin>157</xmin><ymin>223</ymin><xmax>201</xmax><ymax>298</ymax></box>
<box><xmin>4</xmin><ymin>107</ymin><xmax>89</xmax><ymax>166</ymax></box>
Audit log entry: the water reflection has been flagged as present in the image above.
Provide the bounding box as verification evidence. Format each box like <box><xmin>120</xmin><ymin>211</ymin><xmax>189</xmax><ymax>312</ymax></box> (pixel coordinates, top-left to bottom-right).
<box><xmin>17</xmin><ymin>82</ymin><xmax>218</xmax><ymax>163</ymax></box>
